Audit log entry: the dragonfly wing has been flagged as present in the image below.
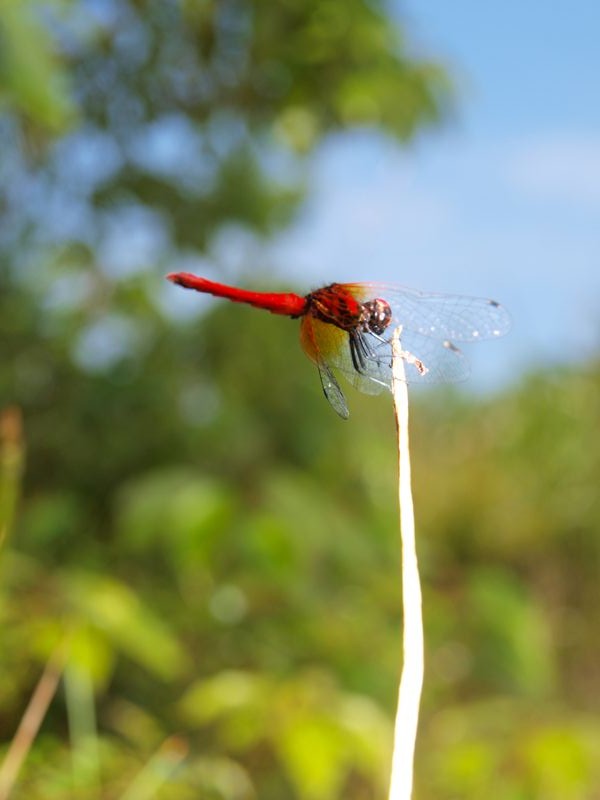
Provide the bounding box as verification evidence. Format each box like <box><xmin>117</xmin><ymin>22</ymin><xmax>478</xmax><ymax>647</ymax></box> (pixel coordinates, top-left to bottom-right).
<box><xmin>299</xmin><ymin>304</ymin><xmax>471</xmax><ymax>416</ymax></box>
<box><xmin>300</xmin><ymin>315</ymin><xmax>350</xmax><ymax>417</ymax></box>
<box><xmin>316</xmin><ymin>358</ymin><xmax>349</xmax><ymax>419</ymax></box>
<box><xmin>300</xmin><ymin>315</ymin><xmax>388</xmax><ymax>405</ymax></box>
<box><xmin>330</xmin><ymin>329</ymin><xmax>470</xmax><ymax>388</ymax></box>
<box><xmin>346</xmin><ymin>283</ymin><xmax>511</xmax><ymax>343</ymax></box>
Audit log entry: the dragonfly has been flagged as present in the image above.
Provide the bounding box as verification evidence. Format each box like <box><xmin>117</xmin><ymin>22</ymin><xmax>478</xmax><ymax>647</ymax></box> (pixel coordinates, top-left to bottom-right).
<box><xmin>167</xmin><ymin>273</ymin><xmax>510</xmax><ymax>419</ymax></box>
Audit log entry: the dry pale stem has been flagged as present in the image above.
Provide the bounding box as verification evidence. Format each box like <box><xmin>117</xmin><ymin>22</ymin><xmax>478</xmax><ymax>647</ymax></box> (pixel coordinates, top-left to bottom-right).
<box><xmin>0</xmin><ymin>638</ymin><xmax>71</xmax><ymax>800</ymax></box>
<box><xmin>387</xmin><ymin>328</ymin><xmax>424</xmax><ymax>800</ymax></box>
<box><xmin>0</xmin><ymin>407</ymin><xmax>24</xmax><ymax>552</ymax></box>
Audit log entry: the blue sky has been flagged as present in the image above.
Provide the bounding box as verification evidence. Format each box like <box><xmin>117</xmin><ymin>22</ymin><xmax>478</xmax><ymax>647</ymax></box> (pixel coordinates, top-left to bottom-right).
<box><xmin>267</xmin><ymin>1</ymin><xmax>600</xmax><ymax>388</ymax></box>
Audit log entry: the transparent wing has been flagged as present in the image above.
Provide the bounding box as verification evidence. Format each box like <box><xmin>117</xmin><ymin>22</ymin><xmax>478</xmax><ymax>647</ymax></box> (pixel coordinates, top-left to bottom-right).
<box><xmin>330</xmin><ymin>328</ymin><xmax>470</xmax><ymax>390</ymax></box>
<box><xmin>300</xmin><ymin>312</ymin><xmax>467</xmax><ymax>406</ymax></box>
<box><xmin>299</xmin><ymin>315</ymin><xmax>353</xmax><ymax>417</ymax></box>
<box><xmin>345</xmin><ymin>282</ymin><xmax>511</xmax><ymax>342</ymax></box>
<box><xmin>316</xmin><ymin>358</ymin><xmax>349</xmax><ymax>419</ymax></box>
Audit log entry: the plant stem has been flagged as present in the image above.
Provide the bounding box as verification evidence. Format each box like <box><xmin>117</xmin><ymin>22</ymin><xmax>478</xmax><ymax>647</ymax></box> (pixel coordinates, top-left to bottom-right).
<box><xmin>0</xmin><ymin>637</ymin><xmax>70</xmax><ymax>800</ymax></box>
<box><xmin>64</xmin><ymin>661</ymin><xmax>101</xmax><ymax>797</ymax></box>
<box><xmin>387</xmin><ymin>328</ymin><xmax>424</xmax><ymax>800</ymax></box>
<box><xmin>0</xmin><ymin>407</ymin><xmax>24</xmax><ymax>554</ymax></box>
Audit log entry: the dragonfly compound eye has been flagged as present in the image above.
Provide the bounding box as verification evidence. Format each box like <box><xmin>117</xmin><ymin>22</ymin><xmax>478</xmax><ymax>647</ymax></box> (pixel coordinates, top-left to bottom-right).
<box><xmin>363</xmin><ymin>299</ymin><xmax>392</xmax><ymax>336</ymax></box>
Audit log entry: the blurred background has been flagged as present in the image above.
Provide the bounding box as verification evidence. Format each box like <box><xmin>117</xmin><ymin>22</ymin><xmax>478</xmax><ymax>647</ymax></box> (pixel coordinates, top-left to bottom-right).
<box><xmin>1</xmin><ymin>1</ymin><xmax>599</xmax><ymax>798</ymax></box>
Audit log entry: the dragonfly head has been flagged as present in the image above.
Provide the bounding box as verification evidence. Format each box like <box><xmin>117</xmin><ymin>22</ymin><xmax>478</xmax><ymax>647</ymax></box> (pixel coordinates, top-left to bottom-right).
<box><xmin>362</xmin><ymin>298</ymin><xmax>392</xmax><ymax>336</ymax></box>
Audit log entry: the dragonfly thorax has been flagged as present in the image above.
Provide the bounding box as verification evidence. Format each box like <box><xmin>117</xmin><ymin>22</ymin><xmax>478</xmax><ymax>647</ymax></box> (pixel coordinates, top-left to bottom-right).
<box><xmin>361</xmin><ymin>298</ymin><xmax>392</xmax><ymax>336</ymax></box>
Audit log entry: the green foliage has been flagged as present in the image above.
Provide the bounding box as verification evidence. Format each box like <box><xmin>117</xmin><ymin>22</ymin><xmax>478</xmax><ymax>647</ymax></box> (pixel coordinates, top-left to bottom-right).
<box><xmin>0</xmin><ymin>0</ymin><xmax>448</xmax><ymax>265</ymax></box>
<box><xmin>0</xmin><ymin>1</ymin><xmax>76</xmax><ymax>133</ymax></box>
<box><xmin>2</xmin><ymin>292</ymin><xmax>600</xmax><ymax>796</ymax></box>
<box><xmin>180</xmin><ymin>670</ymin><xmax>391</xmax><ymax>799</ymax></box>
<box><xmin>421</xmin><ymin>700</ymin><xmax>600</xmax><ymax>799</ymax></box>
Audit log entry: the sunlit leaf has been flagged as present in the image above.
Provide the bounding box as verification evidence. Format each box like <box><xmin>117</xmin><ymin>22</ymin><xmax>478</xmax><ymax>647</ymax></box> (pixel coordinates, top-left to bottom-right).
<box><xmin>0</xmin><ymin>2</ymin><xmax>76</xmax><ymax>132</ymax></box>
<box><xmin>277</xmin><ymin>716</ymin><xmax>347</xmax><ymax>800</ymax></box>
<box><xmin>66</xmin><ymin>573</ymin><xmax>189</xmax><ymax>680</ymax></box>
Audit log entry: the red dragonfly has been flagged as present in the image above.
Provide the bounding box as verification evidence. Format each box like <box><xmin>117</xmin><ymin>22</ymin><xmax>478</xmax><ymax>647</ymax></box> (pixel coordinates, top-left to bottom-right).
<box><xmin>167</xmin><ymin>273</ymin><xmax>510</xmax><ymax>419</ymax></box>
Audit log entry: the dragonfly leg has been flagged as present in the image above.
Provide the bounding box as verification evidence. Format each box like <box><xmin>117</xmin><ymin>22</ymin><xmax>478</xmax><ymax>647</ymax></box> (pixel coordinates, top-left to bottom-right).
<box><xmin>349</xmin><ymin>331</ymin><xmax>368</xmax><ymax>374</ymax></box>
<box><xmin>352</xmin><ymin>329</ymin><xmax>397</xmax><ymax>373</ymax></box>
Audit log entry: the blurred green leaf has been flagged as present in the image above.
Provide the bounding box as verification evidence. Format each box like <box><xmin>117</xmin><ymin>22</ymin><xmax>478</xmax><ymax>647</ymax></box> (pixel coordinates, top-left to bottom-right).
<box><xmin>68</xmin><ymin>624</ymin><xmax>116</xmax><ymax>689</ymax></box>
<box><xmin>66</xmin><ymin>573</ymin><xmax>189</xmax><ymax>680</ymax></box>
<box><xmin>277</xmin><ymin>716</ymin><xmax>347</xmax><ymax>800</ymax></box>
<box><xmin>467</xmin><ymin>567</ymin><xmax>556</xmax><ymax>697</ymax></box>
<box><xmin>181</xmin><ymin>670</ymin><xmax>268</xmax><ymax>726</ymax></box>
<box><xmin>0</xmin><ymin>1</ymin><xmax>76</xmax><ymax>132</ymax></box>
<box><xmin>523</xmin><ymin>725</ymin><xmax>593</xmax><ymax>800</ymax></box>
<box><xmin>115</xmin><ymin>468</ymin><xmax>235</xmax><ymax>568</ymax></box>
<box><xmin>180</xmin><ymin>670</ymin><xmax>391</xmax><ymax>798</ymax></box>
